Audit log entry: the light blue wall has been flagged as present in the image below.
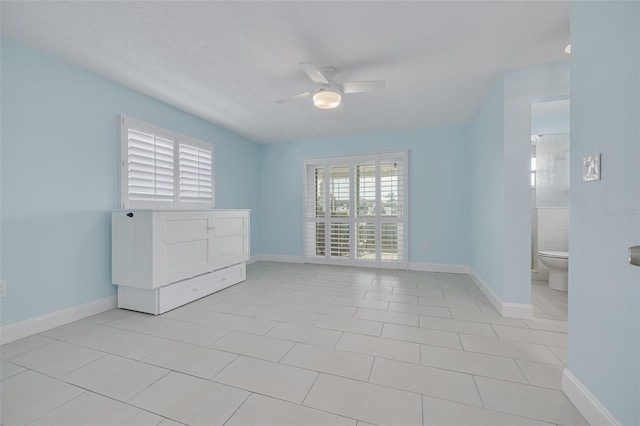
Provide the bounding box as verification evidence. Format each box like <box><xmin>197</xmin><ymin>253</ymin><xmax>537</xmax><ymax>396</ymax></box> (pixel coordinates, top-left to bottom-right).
<box><xmin>469</xmin><ymin>61</ymin><xmax>569</xmax><ymax>305</ymax></box>
<box><xmin>258</xmin><ymin>127</ymin><xmax>472</xmax><ymax>266</ymax></box>
<box><xmin>0</xmin><ymin>38</ymin><xmax>261</xmax><ymax>326</ymax></box>
<box><xmin>532</xmin><ymin>117</ymin><xmax>570</xmax><ymax>135</ymax></box>
<box><xmin>469</xmin><ymin>78</ymin><xmax>505</xmax><ymax>298</ymax></box>
<box><xmin>568</xmin><ymin>2</ymin><xmax>639</xmax><ymax>424</ymax></box>
<box><xmin>531</xmin><ymin>99</ymin><xmax>570</xmax><ymax>135</ymax></box>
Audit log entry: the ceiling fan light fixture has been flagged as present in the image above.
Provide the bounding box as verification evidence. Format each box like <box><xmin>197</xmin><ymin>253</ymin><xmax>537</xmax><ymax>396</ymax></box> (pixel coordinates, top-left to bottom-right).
<box><xmin>313</xmin><ymin>90</ymin><xmax>341</xmax><ymax>109</ymax></box>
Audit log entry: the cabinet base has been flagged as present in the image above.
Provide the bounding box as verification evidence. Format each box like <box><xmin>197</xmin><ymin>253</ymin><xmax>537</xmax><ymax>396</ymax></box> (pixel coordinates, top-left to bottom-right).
<box><xmin>117</xmin><ymin>263</ymin><xmax>246</xmax><ymax>315</ymax></box>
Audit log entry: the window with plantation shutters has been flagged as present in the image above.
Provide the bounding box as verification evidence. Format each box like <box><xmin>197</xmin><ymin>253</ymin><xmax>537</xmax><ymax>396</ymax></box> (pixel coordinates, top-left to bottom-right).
<box><xmin>126</xmin><ymin>128</ymin><xmax>174</xmax><ymax>203</ymax></box>
<box><xmin>120</xmin><ymin>116</ymin><xmax>214</xmax><ymax>209</ymax></box>
<box><xmin>178</xmin><ymin>140</ymin><xmax>213</xmax><ymax>207</ymax></box>
<box><xmin>303</xmin><ymin>151</ymin><xmax>408</xmax><ymax>269</ymax></box>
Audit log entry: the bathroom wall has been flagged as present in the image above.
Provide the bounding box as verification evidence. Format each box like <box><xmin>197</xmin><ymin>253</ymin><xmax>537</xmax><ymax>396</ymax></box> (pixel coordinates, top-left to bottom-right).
<box><xmin>536</xmin><ymin>133</ymin><xmax>570</xmax><ymax>208</ymax></box>
<box><xmin>533</xmin><ymin>133</ymin><xmax>570</xmax><ymax>275</ymax></box>
<box><xmin>537</xmin><ymin>209</ymin><xmax>569</xmax><ymax>252</ymax></box>
<box><xmin>536</xmin><ymin>208</ymin><xmax>569</xmax><ymax>276</ymax></box>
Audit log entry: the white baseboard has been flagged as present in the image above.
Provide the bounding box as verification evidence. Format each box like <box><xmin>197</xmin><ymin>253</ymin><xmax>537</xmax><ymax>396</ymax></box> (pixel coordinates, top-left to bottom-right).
<box><xmin>469</xmin><ymin>269</ymin><xmax>503</xmax><ymax>312</ymax></box>
<box><xmin>408</xmin><ymin>262</ymin><xmax>469</xmax><ymax>274</ymax></box>
<box><xmin>258</xmin><ymin>254</ymin><xmax>305</xmax><ymax>263</ymax></box>
<box><xmin>1</xmin><ymin>295</ymin><xmax>117</xmax><ymax>345</ymax></box>
<box><xmin>501</xmin><ymin>302</ymin><xmax>533</xmax><ymax>319</ymax></box>
<box><xmin>254</xmin><ymin>255</ymin><xmax>469</xmax><ymax>274</ymax></box>
<box><xmin>469</xmin><ymin>268</ymin><xmax>533</xmax><ymax>319</ymax></box>
<box><xmin>531</xmin><ymin>270</ymin><xmax>549</xmax><ymax>281</ymax></box>
<box><xmin>562</xmin><ymin>368</ymin><xmax>620</xmax><ymax>426</ymax></box>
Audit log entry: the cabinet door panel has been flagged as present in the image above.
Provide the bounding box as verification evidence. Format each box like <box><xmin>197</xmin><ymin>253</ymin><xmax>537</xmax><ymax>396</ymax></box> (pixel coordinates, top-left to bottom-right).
<box><xmin>154</xmin><ymin>212</ymin><xmax>213</xmax><ymax>285</ymax></box>
<box><xmin>210</xmin><ymin>212</ymin><xmax>249</xmax><ymax>269</ymax></box>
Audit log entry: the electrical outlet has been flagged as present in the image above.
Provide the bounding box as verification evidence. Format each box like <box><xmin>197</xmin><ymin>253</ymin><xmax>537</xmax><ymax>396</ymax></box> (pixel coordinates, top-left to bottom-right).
<box><xmin>0</xmin><ymin>280</ymin><xmax>7</xmax><ymax>297</ymax></box>
<box><xmin>422</xmin><ymin>242</ymin><xmax>429</xmax><ymax>252</ymax></box>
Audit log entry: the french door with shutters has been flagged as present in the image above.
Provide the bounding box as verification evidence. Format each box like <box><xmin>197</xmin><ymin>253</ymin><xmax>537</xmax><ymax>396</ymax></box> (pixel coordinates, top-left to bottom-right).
<box><xmin>303</xmin><ymin>151</ymin><xmax>407</xmax><ymax>269</ymax></box>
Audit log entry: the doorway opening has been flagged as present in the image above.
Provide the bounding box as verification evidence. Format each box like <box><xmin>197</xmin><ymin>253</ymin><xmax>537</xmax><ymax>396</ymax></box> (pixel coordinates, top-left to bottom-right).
<box><xmin>530</xmin><ymin>98</ymin><xmax>570</xmax><ymax>320</ymax></box>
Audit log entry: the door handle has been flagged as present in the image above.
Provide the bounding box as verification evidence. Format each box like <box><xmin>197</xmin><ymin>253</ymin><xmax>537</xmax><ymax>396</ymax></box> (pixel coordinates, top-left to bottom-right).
<box><xmin>629</xmin><ymin>246</ymin><xmax>640</xmax><ymax>267</ymax></box>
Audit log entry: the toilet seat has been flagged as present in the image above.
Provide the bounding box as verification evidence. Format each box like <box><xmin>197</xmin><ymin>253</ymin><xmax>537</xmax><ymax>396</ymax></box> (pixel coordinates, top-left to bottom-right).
<box><xmin>539</xmin><ymin>250</ymin><xmax>569</xmax><ymax>259</ymax></box>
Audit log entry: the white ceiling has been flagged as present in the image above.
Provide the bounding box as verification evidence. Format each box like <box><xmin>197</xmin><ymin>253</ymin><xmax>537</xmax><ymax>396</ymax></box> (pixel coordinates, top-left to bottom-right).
<box><xmin>1</xmin><ymin>1</ymin><xmax>569</xmax><ymax>143</ymax></box>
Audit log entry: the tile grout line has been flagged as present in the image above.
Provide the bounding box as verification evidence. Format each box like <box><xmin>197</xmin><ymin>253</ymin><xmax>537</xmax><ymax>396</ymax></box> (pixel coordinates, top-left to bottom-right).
<box><xmin>221</xmin><ymin>391</ymin><xmax>253</xmax><ymax>426</ymax></box>
<box><xmin>456</xmin><ymin>330</ymin><xmax>465</xmax><ymax>351</ymax></box>
<box><xmin>332</xmin><ymin>331</ymin><xmax>345</xmax><ymax>350</ymax></box>
<box><xmin>299</xmin><ymin>371</ymin><xmax>321</xmax><ymax>406</ymax></box>
<box><xmin>489</xmin><ymin>322</ymin><xmax>499</xmax><ymax>338</ymax></box>
<box><xmin>420</xmin><ymin>391</ymin><xmax>425</xmax><ymax>426</ymax></box>
<box><xmin>124</xmin><ymin>367</ymin><xmax>173</xmax><ymax>403</ymax></box>
<box><xmin>277</xmin><ymin>341</ymin><xmax>297</xmax><ymax>363</ymax></box>
<box><xmin>21</xmin><ymin>386</ymin><xmax>88</xmax><ymax>425</ymax></box>
<box><xmin>471</xmin><ymin>374</ymin><xmax>486</xmax><ymax>408</ymax></box>
<box><xmin>367</xmin><ymin>356</ymin><xmax>376</xmax><ymax>382</ymax></box>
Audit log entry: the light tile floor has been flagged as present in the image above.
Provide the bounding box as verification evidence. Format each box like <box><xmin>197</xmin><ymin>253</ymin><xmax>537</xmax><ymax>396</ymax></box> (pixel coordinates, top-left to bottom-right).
<box><xmin>1</xmin><ymin>262</ymin><xmax>586</xmax><ymax>426</ymax></box>
<box><xmin>532</xmin><ymin>279</ymin><xmax>568</xmax><ymax>321</ymax></box>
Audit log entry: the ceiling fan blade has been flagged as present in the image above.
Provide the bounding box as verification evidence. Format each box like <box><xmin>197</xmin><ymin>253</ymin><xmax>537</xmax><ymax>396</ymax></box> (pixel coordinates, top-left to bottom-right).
<box><xmin>341</xmin><ymin>80</ymin><xmax>386</xmax><ymax>94</ymax></box>
<box><xmin>275</xmin><ymin>91</ymin><xmax>313</xmax><ymax>104</ymax></box>
<box><xmin>300</xmin><ymin>63</ymin><xmax>329</xmax><ymax>85</ymax></box>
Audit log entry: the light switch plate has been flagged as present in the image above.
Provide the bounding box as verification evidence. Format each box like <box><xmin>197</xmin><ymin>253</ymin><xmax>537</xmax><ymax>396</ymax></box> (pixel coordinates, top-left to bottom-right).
<box><xmin>583</xmin><ymin>154</ymin><xmax>601</xmax><ymax>181</ymax></box>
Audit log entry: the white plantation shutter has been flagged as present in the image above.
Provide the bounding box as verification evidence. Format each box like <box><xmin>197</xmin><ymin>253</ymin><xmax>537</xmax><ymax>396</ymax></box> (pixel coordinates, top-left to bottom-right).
<box><xmin>178</xmin><ymin>141</ymin><xmax>213</xmax><ymax>206</ymax></box>
<box><xmin>355</xmin><ymin>163</ymin><xmax>376</xmax><ymax>262</ymax></box>
<box><xmin>328</xmin><ymin>165</ymin><xmax>351</xmax><ymax>259</ymax></box>
<box><xmin>304</xmin><ymin>166</ymin><xmax>326</xmax><ymax>257</ymax></box>
<box><xmin>127</xmin><ymin>129</ymin><xmax>174</xmax><ymax>203</ymax></box>
<box><xmin>121</xmin><ymin>116</ymin><xmax>214</xmax><ymax>209</ymax></box>
<box><xmin>303</xmin><ymin>151</ymin><xmax>407</xmax><ymax>269</ymax></box>
<box><xmin>379</xmin><ymin>159</ymin><xmax>406</xmax><ymax>264</ymax></box>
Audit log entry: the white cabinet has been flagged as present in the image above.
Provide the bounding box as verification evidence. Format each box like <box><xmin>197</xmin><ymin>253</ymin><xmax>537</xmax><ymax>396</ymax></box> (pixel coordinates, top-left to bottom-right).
<box><xmin>112</xmin><ymin>209</ymin><xmax>250</xmax><ymax>314</ymax></box>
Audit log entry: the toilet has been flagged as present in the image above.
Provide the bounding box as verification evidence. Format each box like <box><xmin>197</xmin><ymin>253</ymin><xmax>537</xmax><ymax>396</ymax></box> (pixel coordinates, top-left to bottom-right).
<box><xmin>538</xmin><ymin>251</ymin><xmax>569</xmax><ymax>291</ymax></box>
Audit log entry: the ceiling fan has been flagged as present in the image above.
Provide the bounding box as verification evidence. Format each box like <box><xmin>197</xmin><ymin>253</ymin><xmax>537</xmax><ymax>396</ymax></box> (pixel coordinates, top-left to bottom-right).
<box><xmin>276</xmin><ymin>63</ymin><xmax>386</xmax><ymax>110</ymax></box>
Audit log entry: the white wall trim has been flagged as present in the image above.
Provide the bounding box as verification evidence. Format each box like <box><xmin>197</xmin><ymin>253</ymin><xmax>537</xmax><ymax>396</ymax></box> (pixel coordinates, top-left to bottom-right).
<box><xmin>255</xmin><ymin>255</ymin><xmax>469</xmax><ymax>274</ymax></box>
<box><xmin>259</xmin><ymin>254</ymin><xmax>305</xmax><ymax>264</ymax></box>
<box><xmin>469</xmin><ymin>268</ymin><xmax>503</xmax><ymax>312</ymax></box>
<box><xmin>501</xmin><ymin>302</ymin><xmax>533</xmax><ymax>319</ymax></box>
<box><xmin>562</xmin><ymin>368</ymin><xmax>621</xmax><ymax>426</ymax></box>
<box><xmin>469</xmin><ymin>268</ymin><xmax>533</xmax><ymax>319</ymax></box>
<box><xmin>0</xmin><ymin>295</ymin><xmax>117</xmax><ymax>345</ymax></box>
<box><xmin>408</xmin><ymin>262</ymin><xmax>469</xmax><ymax>274</ymax></box>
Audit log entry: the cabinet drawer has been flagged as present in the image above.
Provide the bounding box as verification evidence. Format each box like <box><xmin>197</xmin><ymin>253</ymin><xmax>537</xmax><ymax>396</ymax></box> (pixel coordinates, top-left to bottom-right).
<box><xmin>158</xmin><ymin>263</ymin><xmax>245</xmax><ymax>313</ymax></box>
